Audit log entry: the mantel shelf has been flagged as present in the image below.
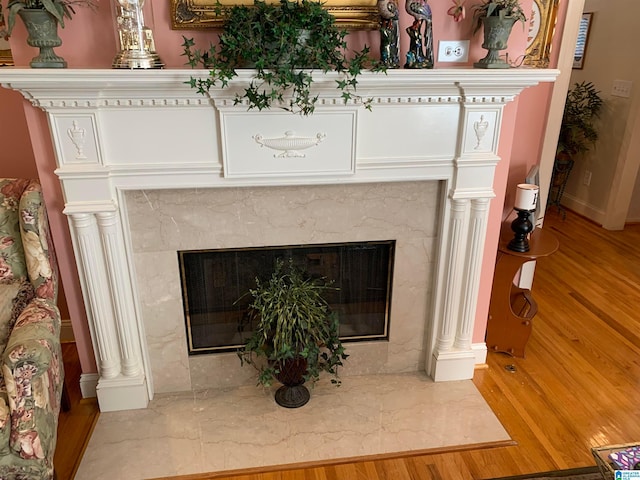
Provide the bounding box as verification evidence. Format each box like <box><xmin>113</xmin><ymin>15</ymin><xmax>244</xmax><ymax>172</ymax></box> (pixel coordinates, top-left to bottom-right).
<box><xmin>0</xmin><ymin>67</ymin><xmax>560</xmax><ymax>107</ymax></box>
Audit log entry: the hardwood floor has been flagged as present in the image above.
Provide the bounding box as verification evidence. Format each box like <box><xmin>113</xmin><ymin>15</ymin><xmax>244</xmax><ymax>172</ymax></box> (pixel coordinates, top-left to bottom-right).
<box><xmin>53</xmin><ymin>209</ymin><xmax>640</xmax><ymax>480</ymax></box>
<box><xmin>54</xmin><ymin>343</ymin><xmax>100</xmax><ymax>480</ymax></box>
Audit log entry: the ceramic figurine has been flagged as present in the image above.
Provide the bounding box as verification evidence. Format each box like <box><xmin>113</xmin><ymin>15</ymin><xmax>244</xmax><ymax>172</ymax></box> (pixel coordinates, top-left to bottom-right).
<box><xmin>404</xmin><ymin>0</ymin><xmax>433</xmax><ymax>69</ymax></box>
<box><xmin>377</xmin><ymin>0</ymin><xmax>400</xmax><ymax>68</ymax></box>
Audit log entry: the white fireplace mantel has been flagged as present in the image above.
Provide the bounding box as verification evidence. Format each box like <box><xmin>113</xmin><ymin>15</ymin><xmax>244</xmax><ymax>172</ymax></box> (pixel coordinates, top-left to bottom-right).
<box><xmin>1</xmin><ymin>68</ymin><xmax>558</xmax><ymax>411</ymax></box>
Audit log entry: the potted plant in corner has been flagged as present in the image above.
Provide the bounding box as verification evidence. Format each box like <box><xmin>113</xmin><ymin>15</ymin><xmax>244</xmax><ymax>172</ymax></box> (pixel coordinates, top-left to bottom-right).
<box><xmin>471</xmin><ymin>0</ymin><xmax>526</xmax><ymax>68</ymax></box>
<box><xmin>237</xmin><ymin>258</ymin><xmax>348</xmax><ymax>408</ymax></box>
<box><xmin>548</xmin><ymin>81</ymin><xmax>603</xmax><ymax>214</ymax></box>
<box><xmin>1</xmin><ymin>0</ymin><xmax>95</xmax><ymax>67</ymax></box>
<box><xmin>181</xmin><ymin>0</ymin><xmax>382</xmax><ymax>115</ymax></box>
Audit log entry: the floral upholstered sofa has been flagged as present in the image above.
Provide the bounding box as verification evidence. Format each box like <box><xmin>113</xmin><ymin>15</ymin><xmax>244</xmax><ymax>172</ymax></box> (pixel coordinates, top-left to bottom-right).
<box><xmin>0</xmin><ymin>179</ymin><xmax>63</xmax><ymax>480</ymax></box>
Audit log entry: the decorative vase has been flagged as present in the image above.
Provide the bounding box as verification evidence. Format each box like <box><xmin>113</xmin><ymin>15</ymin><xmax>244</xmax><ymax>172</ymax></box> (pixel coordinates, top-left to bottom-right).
<box><xmin>18</xmin><ymin>9</ymin><xmax>67</xmax><ymax>68</ymax></box>
<box><xmin>473</xmin><ymin>16</ymin><xmax>516</xmax><ymax>69</ymax></box>
<box><xmin>274</xmin><ymin>357</ymin><xmax>310</xmax><ymax>408</ymax></box>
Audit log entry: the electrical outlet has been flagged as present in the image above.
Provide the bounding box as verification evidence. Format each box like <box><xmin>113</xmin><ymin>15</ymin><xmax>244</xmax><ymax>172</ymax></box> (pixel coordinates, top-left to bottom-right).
<box><xmin>612</xmin><ymin>80</ymin><xmax>633</xmax><ymax>98</ymax></box>
<box><xmin>438</xmin><ymin>40</ymin><xmax>470</xmax><ymax>63</ymax></box>
<box><xmin>583</xmin><ymin>170</ymin><xmax>592</xmax><ymax>186</ymax></box>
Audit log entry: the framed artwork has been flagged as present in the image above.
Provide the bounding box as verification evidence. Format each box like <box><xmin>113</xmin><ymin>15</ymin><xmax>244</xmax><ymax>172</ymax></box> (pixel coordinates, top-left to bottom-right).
<box><xmin>524</xmin><ymin>0</ymin><xmax>559</xmax><ymax>68</ymax></box>
<box><xmin>573</xmin><ymin>12</ymin><xmax>593</xmax><ymax>69</ymax></box>
<box><xmin>170</xmin><ymin>0</ymin><xmax>379</xmax><ymax>30</ymax></box>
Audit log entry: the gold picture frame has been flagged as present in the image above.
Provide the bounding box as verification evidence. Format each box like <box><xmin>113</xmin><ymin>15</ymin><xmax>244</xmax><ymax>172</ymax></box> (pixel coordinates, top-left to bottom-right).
<box><xmin>524</xmin><ymin>0</ymin><xmax>559</xmax><ymax>68</ymax></box>
<box><xmin>170</xmin><ymin>0</ymin><xmax>379</xmax><ymax>30</ymax></box>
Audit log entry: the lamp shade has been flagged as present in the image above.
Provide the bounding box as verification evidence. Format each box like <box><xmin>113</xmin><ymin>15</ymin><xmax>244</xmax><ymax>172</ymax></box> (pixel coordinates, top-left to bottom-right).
<box><xmin>514</xmin><ymin>183</ymin><xmax>539</xmax><ymax>211</ymax></box>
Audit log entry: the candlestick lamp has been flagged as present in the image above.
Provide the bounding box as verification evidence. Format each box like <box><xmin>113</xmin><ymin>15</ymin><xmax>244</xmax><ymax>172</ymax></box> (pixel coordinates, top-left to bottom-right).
<box><xmin>507</xmin><ymin>183</ymin><xmax>539</xmax><ymax>253</ymax></box>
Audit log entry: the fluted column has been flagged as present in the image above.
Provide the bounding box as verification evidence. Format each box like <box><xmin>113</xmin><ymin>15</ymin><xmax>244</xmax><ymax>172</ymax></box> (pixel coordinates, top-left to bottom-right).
<box><xmin>455</xmin><ymin>197</ymin><xmax>491</xmax><ymax>350</ymax></box>
<box><xmin>96</xmin><ymin>211</ymin><xmax>143</xmax><ymax>378</ymax></box>
<box><xmin>434</xmin><ymin>198</ymin><xmax>469</xmax><ymax>353</ymax></box>
<box><xmin>69</xmin><ymin>208</ymin><xmax>150</xmax><ymax>411</ymax></box>
<box><xmin>70</xmin><ymin>213</ymin><xmax>122</xmax><ymax>379</ymax></box>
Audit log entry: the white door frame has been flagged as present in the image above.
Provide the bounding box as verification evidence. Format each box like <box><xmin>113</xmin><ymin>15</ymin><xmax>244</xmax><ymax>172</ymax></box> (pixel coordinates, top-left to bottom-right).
<box><xmin>538</xmin><ymin>0</ymin><xmax>587</xmax><ymax>220</ymax></box>
<box><xmin>518</xmin><ymin>0</ymin><xmax>586</xmax><ymax>290</ymax></box>
<box><xmin>602</xmin><ymin>94</ymin><xmax>640</xmax><ymax>230</ymax></box>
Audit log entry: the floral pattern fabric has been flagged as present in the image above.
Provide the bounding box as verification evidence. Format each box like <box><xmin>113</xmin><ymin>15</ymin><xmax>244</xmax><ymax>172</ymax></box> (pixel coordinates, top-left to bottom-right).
<box><xmin>0</xmin><ymin>179</ymin><xmax>30</xmax><ymax>283</ymax></box>
<box><xmin>0</xmin><ymin>179</ymin><xmax>62</xmax><ymax>480</ymax></box>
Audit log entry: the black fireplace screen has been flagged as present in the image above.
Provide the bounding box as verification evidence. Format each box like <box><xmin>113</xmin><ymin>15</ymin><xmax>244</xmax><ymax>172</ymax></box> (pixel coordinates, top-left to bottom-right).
<box><xmin>179</xmin><ymin>241</ymin><xmax>395</xmax><ymax>354</ymax></box>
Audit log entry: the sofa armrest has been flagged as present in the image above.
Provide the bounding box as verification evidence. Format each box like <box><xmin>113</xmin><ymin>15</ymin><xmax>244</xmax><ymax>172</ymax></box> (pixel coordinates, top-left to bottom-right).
<box><xmin>19</xmin><ymin>180</ymin><xmax>58</xmax><ymax>302</ymax></box>
<box><xmin>2</xmin><ymin>298</ymin><xmax>63</xmax><ymax>461</ymax></box>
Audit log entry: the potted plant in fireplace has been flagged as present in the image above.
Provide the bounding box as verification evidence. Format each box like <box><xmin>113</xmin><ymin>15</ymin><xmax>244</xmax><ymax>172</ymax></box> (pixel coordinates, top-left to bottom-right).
<box><xmin>237</xmin><ymin>258</ymin><xmax>348</xmax><ymax>408</ymax></box>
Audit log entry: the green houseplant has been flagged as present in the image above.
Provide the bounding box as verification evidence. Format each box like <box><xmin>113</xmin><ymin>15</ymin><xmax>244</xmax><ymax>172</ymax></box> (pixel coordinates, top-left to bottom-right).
<box><xmin>471</xmin><ymin>0</ymin><xmax>526</xmax><ymax>68</ymax></box>
<box><xmin>557</xmin><ymin>81</ymin><xmax>603</xmax><ymax>157</ymax></box>
<box><xmin>548</xmin><ymin>81</ymin><xmax>603</xmax><ymax>213</ymax></box>
<box><xmin>182</xmin><ymin>0</ymin><xmax>381</xmax><ymax>115</ymax></box>
<box><xmin>237</xmin><ymin>258</ymin><xmax>348</xmax><ymax>408</ymax></box>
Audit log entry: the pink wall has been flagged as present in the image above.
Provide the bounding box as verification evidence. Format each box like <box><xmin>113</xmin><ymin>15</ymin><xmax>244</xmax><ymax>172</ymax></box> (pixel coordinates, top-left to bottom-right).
<box><xmin>3</xmin><ymin>0</ymin><xmax>559</xmax><ymax>377</ymax></box>
<box><xmin>7</xmin><ymin>0</ymin><xmax>534</xmax><ymax>69</ymax></box>
<box><xmin>472</xmin><ymin>1</ymin><xmax>569</xmax><ymax>342</ymax></box>
<box><xmin>0</xmin><ymin>88</ymin><xmax>37</xmax><ymax>178</ymax></box>
<box><xmin>0</xmin><ymin>87</ymin><xmax>74</xmax><ymax>343</ymax></box>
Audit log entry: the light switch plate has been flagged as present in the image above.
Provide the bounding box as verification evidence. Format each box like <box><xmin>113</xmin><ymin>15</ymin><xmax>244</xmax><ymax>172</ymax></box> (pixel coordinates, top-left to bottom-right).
<box><xmin>612</xmin><ymin>80</ymin><xmax>633</xmax><ymax>98</ymax></box>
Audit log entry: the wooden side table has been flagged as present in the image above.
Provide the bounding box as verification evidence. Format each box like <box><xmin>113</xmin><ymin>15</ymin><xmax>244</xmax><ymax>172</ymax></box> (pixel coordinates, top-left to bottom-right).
<box><xmin>486</xmin><ymin>226</ymin><xmax>559</xmax><ymax>357</ymax></box>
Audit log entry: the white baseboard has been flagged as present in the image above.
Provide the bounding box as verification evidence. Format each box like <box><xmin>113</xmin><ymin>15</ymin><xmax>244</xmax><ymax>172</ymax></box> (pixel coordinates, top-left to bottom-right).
<box><xmin>472</xmin><ymin>342</ymin><xmax>487</xmax><ymax>366</ymax></box>
<box><xmin>556</xmin><ymin>194</ymin><xmax>605</xmax><ymax>224</ymax></box>
<box><xmin>80</xmin><ymin>373</ymin><xmax>99</xmax><ymax>399</ymax></box>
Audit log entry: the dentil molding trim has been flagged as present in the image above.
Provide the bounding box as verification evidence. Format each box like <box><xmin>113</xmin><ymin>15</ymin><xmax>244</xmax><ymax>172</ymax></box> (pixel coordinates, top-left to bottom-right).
<box><xmin>0</xmin><ymin>68</ymin><xmax>559</xmax><ymax>109</ymax></box>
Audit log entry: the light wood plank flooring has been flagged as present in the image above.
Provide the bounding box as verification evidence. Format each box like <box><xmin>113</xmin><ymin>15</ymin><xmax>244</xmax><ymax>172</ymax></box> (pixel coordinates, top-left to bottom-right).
<box><xmin>54</xmin><ymin>209</ymin><xmax>640</xmax><ymax>480</ymax></box>
<box><xmin>54</xmin><ymin>342</ymin><xmax>99</xmax><ymax>480</ymax></box>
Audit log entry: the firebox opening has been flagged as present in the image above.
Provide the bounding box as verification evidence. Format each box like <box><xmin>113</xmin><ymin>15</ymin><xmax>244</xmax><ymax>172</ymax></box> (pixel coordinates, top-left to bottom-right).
<box><xmin>179</xmin><ymin>241</ymin><xmax>395</xmax><ymax>355</ymax></box>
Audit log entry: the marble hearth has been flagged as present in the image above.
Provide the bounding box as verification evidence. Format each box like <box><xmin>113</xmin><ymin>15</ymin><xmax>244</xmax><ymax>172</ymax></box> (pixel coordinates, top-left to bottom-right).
<box><xmin>0</xmin><ymin>68</ymin><xmax>558</xmax><ymax>412</ymax></box>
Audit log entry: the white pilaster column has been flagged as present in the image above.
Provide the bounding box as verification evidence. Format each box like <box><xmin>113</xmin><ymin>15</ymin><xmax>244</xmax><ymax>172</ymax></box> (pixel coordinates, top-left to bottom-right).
<box><xmin>96</xmin><ymin>211</ymin><xmax>144</xmax><ymax>378</ymax></box>
<box><xmin>70</xmin><ymin>213</ymin><xmax>122</xmax><ymax>379</ymax></box>
<box><xmin>455</xmin><ymin>197</ymin><xmax>491</xmax><ymax>350</ymax></box>
<box><xmin>434</xmin><ymin>198</ymin><xmax>469</xmax><ymax>353</ymax></box>
<box><xmin>431</xmin><ymin>196</ymin><xmax>488</xmax><ymax>381</ymax></box>
<box><xmin>69</xmin><ymin>209</ymin><xmax>150</xmax><ymax>411</ymax></box>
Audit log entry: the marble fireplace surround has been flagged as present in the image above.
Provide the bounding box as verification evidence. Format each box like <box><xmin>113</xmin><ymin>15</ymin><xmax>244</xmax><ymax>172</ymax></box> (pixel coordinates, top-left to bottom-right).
<box><xmin>125</xmin><ymin>182</ymin><xmax>440</xmax><ymax>394</ymax></box>
<box><xmin>0</xmin><ymin>68</ymin><xmax>558</xmax><ymax>412</ymax></box>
